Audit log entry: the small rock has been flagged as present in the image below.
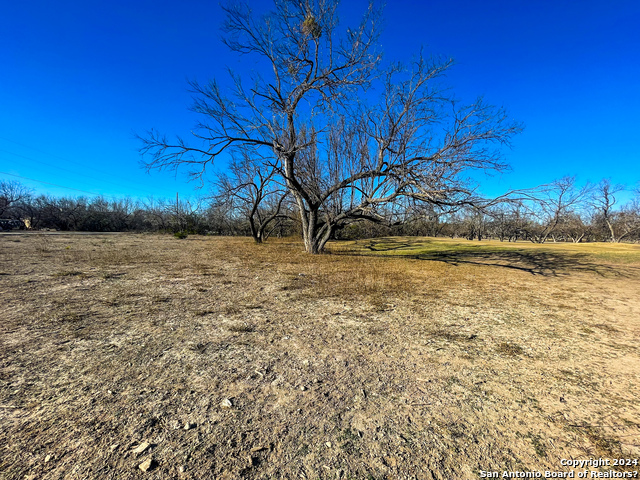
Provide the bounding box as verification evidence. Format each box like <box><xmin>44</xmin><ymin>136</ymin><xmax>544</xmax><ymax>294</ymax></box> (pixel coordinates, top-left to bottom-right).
<box><xmin>179</xmin><ymin>466</ymin><xmax>185</xmax><ymax>473</ymax></box>
<box><xmin>138</xmin><ymin>457</ymin><xmax>155</xmax><ymax>472</ymax></box>
<box><xmin>132</xmin><ymin>442</ymin><xmax>150</xmax><ymax>454</ymax></box>
<box><xmin>302</xmin><ymin>359</ymin><xmax>310</xmax><ymax>367</ymax></box>
<box><xmin>184</xmin><ymin>422</ymin><xmax>196</xmax><ymax>430</ymax></box>
<box><xmin>109</xmin><ymin>444</ymin><xmax>119</xmax><ymax>452</ymax></box>
<box><xmin>250</xmin><ymin>446</ymin><xmax>267</xmax><ymax>453</ymax></box>
<box><xmin>44</xmin><ymin>454</ymin><xmax>51</xmax><ymax>463</ymax></box>
<box><xmin>220</xmin><ymin>398</ymin><xmax>233</xmax><ymax>409</ymax></box>
<box><xmin>300</xmin><ymin>385</ymin><xmax>306</xmax><ymax>391</ymax></box>
<box><xmin>325</xmin><ymin>442</ymin><xmax>332</xmax><ymax>448</ymax></box>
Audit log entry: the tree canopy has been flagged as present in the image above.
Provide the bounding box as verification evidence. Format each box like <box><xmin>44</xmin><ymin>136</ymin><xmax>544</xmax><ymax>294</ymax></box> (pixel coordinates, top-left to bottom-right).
<box><xmin>140</xmin><ymin>0</ymin><xmax>523</xmax><ymax>253</ymax></box>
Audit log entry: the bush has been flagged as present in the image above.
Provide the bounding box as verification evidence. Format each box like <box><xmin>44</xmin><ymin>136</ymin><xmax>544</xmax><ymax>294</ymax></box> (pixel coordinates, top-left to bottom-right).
<box><xmin>174</xmin><ymin>231</ymin><xmax>188</xmax><ymax>239</ymax></box>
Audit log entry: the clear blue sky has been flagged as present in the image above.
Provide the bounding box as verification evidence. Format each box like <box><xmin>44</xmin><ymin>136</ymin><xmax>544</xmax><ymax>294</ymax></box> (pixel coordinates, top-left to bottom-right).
<box><xmin>1</xmin><ymin>0</ymin><xmax>639</xmax><ymax>202</ymax></box>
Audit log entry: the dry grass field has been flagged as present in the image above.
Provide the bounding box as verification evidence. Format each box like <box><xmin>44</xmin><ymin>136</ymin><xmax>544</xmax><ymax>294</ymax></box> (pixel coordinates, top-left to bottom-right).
<box><xmin>1</xmin><ymin>233</ymin><xmax>639</xmax><ymax>479</ymax></box>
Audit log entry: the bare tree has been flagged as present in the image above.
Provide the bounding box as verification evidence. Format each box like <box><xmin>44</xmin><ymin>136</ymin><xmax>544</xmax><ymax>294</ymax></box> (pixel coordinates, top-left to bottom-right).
<box><xmin>610</xmin><ymin>203</ymin><xmax>640</xmax><ymax>243</ymax></box>
<box><xmin>142</xmin><ymin>197</ymin><xmax>172</xmax><ymax>232</ymax></box>
<box><xmin>0</xmin><ymin>180</ymin><xmax>31</xmax><ymax>218</ymax></box>
<box><xmin>140</xmin><ymin>0</ymin><xmax>522</xmax><ymax>253</ymax></box>
<box><xmin>213</xmin><ymin>150</ymin><xmax>290</xmax><ymax>243</ymax></box>
<box><xmin>519</xmin><ymin>177</ymin><xmax>591</xmax><ymax>243</ymax></box>
<box><xmin>557</xmin><ymin>212</ymin><xmax>591</xmax><ymax>243</ymax></box>
<box><xmin>590</xmin><ymin>179</ymin><xmax>627</xmax><ymax>242</ymax></box>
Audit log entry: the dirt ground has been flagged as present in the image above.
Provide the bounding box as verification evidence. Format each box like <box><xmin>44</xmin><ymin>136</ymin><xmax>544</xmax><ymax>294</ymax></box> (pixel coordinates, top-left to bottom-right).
<box><xmin>1</xmin><ymin>233</ymin><xmax>639</xmax><ymax>479</ymax></box>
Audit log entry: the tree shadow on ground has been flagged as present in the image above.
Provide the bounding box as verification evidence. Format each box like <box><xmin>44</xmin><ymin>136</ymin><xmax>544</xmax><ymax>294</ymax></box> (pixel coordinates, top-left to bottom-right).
<box><xmin>341</xmin><ymin>238</ymin><xmax>639</xmax><ymax>278</ymax></box>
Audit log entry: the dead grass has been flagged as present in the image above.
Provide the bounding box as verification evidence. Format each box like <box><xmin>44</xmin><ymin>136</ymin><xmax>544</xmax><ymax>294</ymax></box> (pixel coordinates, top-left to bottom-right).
<box><xmin>495</xmin><ymin>342</ymin><xmax>525</xmax><ymax>356</ymax></box>
<box><xmin>1</xmin><ymin>232</ymin><xmax>639</xmax><ymax>479</ymax></box>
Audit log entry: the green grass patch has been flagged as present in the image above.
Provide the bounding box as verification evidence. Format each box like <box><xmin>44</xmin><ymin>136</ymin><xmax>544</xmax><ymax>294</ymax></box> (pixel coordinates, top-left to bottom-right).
<box><xmin>334</xmin><ymin>236</ymin><xmax>640</xmax><ymax>276</ymax></box>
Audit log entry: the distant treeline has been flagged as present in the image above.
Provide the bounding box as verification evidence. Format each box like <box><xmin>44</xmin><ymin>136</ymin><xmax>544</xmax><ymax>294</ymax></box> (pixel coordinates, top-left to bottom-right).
<box><xmin>1</xmin><ymin>179</ymin><xmax>639</xmax><ymax>243</ymax></box>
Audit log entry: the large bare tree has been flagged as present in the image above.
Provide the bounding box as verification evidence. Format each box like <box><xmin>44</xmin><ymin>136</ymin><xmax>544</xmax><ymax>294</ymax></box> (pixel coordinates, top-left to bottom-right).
<box><xmin>140</xmin><ymin>0</ymin><xmax>522</xmax><ymax>253</ymax></box>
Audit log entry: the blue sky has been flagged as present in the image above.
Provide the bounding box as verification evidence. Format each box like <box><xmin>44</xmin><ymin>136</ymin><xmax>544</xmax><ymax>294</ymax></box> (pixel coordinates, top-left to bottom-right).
<box><xmin>1</xmin><ymin>0</ymin><xmax>638</xmax><ymax>202</ymax></box>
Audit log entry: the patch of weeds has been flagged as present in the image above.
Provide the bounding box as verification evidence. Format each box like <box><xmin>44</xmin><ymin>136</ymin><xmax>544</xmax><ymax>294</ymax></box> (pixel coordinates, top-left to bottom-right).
<box><xmin>227</xmin><ymin>322</ymin><xmax>255</xmax><ymax>333</ymax></box>
<box><xmin>461</xmin><ymin>351</ymin><xmax>480</xmax><ymax>362</ymax></box>
<box><xmin>557</xmin><ymin>370</ymin><xmax>599</xmax><ymax>388</ymax></box>
<box><xmin>193</xmin><ymin>265</ymin><xmax>211</xmax><ymax>275</ymax></box>
<box><xmin>36</xmin><ymin>233</ymin><xmax>51</xmax><ymax>253</ymax></box>
<box><xmin>189</xmin><ymin>342</ymin><xmax>210</xmax><ymax>354</ymax></box>
<box><xmin>338</xmin><ymin>428</ymin><xmax>361</xmax><ymax>455</ymax></box>
<box><xmin>368</xmin><ymin>297</ymin><xmax>395</xmax><ymax>312</ymax></box>
<box><xmin>205</xmin><ymin>271</ymin><xmax>225</xmax><ymax>277</ymax></box>
<box><xmin>431</xmin><ymin>329</ymin><xmax>477</xmax><ymax>343</ymax></box>
<box><xmin>446</xmin><ymin>422</ymin><xmax>467</xmax><ymax>440</ymax></box>
<box><xmin>580</xmin><ymin>426</ymin><xmax>621</xmax><ymax>456</ymax></box>
<box><xmin>592</xmin><ymin>323</ymin><xmax>619</xmax><ymax>333</ymax></box>
<box><xmin>296</xmin><ymin>444</ymin><xmax>310</xmax><ymax>457</ymax></box>
<box><xmin>54</xmin><ymin>270</ymin><xmax>84</xmax><ymax>277</ymax></box>
<box><xmin>496</xmin><ymin>342</ymin><xmax>524</xmax><ymax>356</ymax></box>
<box><xmin>367</xmin><ymin>325</ymin><xmax>386</xmax><ymax>335</ymax></box>
<box><xmin>580</xmin><ymin>327</ymin><xmax>595</xmax><ymax>334</ymax></box>
<box><xmin>60</xmin><ymin>311</ymin><xmax>87</xmax><ymax>322</ymax></box>
<box><xmin>559</xmin><ymin>369</ymin><xmax>578</xmax><ymax>378</ymax></box>
<box><xmin>151</xmin><ymin>294</ymin><xmax>171</xmax><ymax>303</ymax></box>
<box><xmin>174</xmin><ymin>231</ymin><xmax>188</xmax><ymax>239</ymax></box>
<box><xmin>194</xmin><ymin>309</ymin><xmax>216</xmax><ymax>317</ymax></box>
<box><xmin>281</xmin><ymin>274</ymin><xmax>318</xmax><ymax>292</ymax></box>
<box><xmin>527</xmin><ymin>433</ymin><xmax>547</xmax><ymax>457</ymax></box>
<box><xmin>101</xmin><ymin>272</ymin><xmax>126</xmax><ymax>280</ymax></box>
<box><xmin>445</xmin><ymin>375</ymin><xmax>461</xmax><ymax>386</ymax></box>
<box><xmin>525</xmin><ymin>396</ymin><xmax>543</xmax><ymax>412</ymax></box>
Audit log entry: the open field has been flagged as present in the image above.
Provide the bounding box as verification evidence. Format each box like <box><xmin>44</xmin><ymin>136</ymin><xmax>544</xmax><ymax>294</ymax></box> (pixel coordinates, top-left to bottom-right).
<box><xmin>1</xmin><ymin>233</ymin><xmax>639</xmax><ymax>479</ymax></box>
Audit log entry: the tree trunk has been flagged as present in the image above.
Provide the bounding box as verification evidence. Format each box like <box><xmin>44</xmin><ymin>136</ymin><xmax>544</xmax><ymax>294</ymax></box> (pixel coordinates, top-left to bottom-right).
<box><xmin>605</xmin><ymin>219</ymin><xmax>618</xmax><ymax>243</ymax></box>
<box><xmin>249</xmin><ymin>217</ymin><xmax>263</xmax><ymax>243</ymax></box>
<box><xmin>298</xmin><ymin>207</ymin><xmax>333</xmax><ymax>254</ymax></box>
